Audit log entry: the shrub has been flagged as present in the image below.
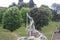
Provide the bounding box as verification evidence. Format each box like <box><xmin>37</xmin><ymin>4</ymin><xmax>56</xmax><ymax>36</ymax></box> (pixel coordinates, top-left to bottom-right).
<box><xmin>2</xmin><ymin>6</ymin><xmax>22</xmax><ymax>32</ymax></box>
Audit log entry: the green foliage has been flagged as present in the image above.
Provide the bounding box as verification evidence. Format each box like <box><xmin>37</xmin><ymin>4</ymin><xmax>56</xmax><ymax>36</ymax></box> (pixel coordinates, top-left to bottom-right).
<box><xmin>0</xmin><ymin>8</ymin><xmax>7</xmax><ymax>24</ymax></box>
<box><xmin>20</xmin><ymin>7</ymin><xmax>30</xmax><ymax>25</ymax></box>
<box><xmin>29</xmin><ymin>5</ymin><xmax>52</xmax><ymax>30</ymax></box>
<box><xmin>2</xmin><ymin>6</ymin><xmax>22</xmax><ymax>32</ymax></box>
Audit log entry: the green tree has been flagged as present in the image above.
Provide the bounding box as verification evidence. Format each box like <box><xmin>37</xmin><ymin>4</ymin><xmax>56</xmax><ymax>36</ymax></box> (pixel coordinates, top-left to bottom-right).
<box><xmin>2</xmin><ymin>6</ymin><xmax>22</xmax><ymax>32</ymax></box>
<box><xmin>29</xmin><ymin>5</ymin><xmax>52</xmax><ymax>30</ymax></box>
<box><xmin>20</xmin><ymin>7</ymin><xmax>30</xmax><ymax>26</ymax></box>
<box><xmin>40</xmin><ymin>5</ymin><xmax>52</xmax><ymax>20</ymax></box>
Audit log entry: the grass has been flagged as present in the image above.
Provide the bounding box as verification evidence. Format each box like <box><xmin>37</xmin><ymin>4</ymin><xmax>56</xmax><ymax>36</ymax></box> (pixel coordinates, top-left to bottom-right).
<box><xmin>13</xmin><ymin>24</ymin><xmax>27</xmax><ymax>37</ymax></box>
<box><xmin>0</xmin><ymin>24</ymin><xmax>27</xmax><ymax>40</ymax></box>
<box><xmin>41</xmin><ymin>21</ymin><xmax>58</xmax><ymax>40</ymax></box>
<box><xmin>0</xmin><ymin>32</ymin><xmax>17</xmax><ymax>40</ymax></box>
<box><xmin>0</xmin><ymin>21</ymin><xmax>58</xmax><ymax>40</ymax></box>
<box><xmin>0</xmin><ymin>24</ymin><xmax>17</xmax><ymax>40</ymax></box>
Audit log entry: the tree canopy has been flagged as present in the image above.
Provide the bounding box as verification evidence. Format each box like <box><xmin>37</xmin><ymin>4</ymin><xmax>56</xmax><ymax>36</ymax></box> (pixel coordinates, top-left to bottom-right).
<box><xmin>29</xmin><ymin>5</ymin><xmax>52</xmax><ymax>30</ymax></box>
<box><xmin>2</xmin><ymin>6</ymin><xmax>22</xmax><ymax>32</ymax></box>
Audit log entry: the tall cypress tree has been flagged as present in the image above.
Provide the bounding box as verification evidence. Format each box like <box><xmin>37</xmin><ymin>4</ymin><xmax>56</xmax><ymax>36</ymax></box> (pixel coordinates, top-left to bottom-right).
<box><xmin>29</xmin><ymin>0</ymin><xmax>35</xmax><ymax>8</ymax></box>
<box><xmin>18</xmin><ymin>0</ymin><xmax>23</xmax><ymax>5</ymax></box>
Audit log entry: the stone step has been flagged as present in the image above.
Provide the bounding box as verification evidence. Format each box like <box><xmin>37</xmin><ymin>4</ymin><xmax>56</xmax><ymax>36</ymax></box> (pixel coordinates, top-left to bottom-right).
<box><xmin>52</xmin><ymin>32</ymin><xmax>60</xmax><ymax>40</ymax></box>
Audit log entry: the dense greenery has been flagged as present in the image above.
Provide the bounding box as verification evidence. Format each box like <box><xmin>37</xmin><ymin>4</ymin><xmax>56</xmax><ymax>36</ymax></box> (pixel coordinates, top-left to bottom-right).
<box><xmin>29</xmin><ymin>5</ymin><xmax>52</xmax><ymax>30</ymax></box>
<box><xmin>2</xmin><ymin>6</ymin><xmax>22</xmax><ymax>32</ymax></box>
<box><xmin>0</xmin><ymin>4</ymin><xmax>57</xmax><ymax>31</ymax></box>
<box><xmin>0</xmin><ymin>7</ymin><xmax>30</xmax><ymax>32</ymax></box>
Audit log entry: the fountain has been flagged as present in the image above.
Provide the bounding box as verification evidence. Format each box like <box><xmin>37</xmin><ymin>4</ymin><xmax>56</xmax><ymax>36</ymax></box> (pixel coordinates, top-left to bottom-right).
<box><xmin>26</xmin><ymin>13</ymin><xmax>35</xmax><ymax>36</ymax></box>
<box><xmin>26</xmin><ymin>13</ymin><xmax>48</xmax><ymax>40</ymax></box>
<box><xmin>17</xmin><ymin>13</ymin><xmax>48</xmax><ymax>40</ymax></box>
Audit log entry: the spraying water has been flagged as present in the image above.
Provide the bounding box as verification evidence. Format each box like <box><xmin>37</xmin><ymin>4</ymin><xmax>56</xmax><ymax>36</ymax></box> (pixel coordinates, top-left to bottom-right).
<box><xmin>26</xmin><ymin>13</ymin><xmax>48</xmax><ymax>40</ymax></box>
<box><xmin>26</xmin><ymin>13</ymin><xmax>35</xmax><ymax>36</ymax></box>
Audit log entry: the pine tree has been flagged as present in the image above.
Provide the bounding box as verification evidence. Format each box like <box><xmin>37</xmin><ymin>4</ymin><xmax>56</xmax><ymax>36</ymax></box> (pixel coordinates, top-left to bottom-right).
<box><xmin>29</xmin><ymin>0</ymin><xmax>35</xmax><ymax>8</ymax></box>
